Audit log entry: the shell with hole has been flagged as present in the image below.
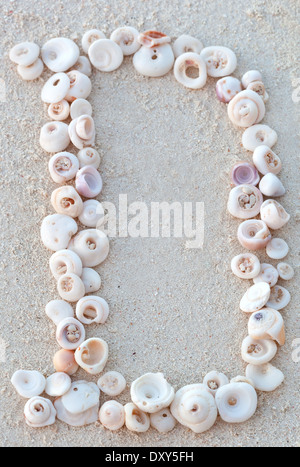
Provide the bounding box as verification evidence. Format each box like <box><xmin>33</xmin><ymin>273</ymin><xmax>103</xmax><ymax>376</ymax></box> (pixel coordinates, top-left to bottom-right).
<box><xmin>237</xmin><ymin>220</ymin><xmax>271</xmax><ymax>250</ymax></box>
<box><xmin>253</xmin><ymin>263</ymin><xmax>279</xmax><ymax>288</ymax></box>
<box><xmin>75</xmin><ymin>296</ymin><xmax>109</xmax><ymax>325</ymax></box>
<box><xmin>131</xmin><ymin>373</ymin><xmax>175</xmax><ymax>413</ymax></box>
<box><xmin>133</xmin><ymin>44</ymin><xmax>174</xmax><ymax>77</ymax></box>
<box><xmin>99</xmin><ymin>400</ymin><xmax>125</xmax><ymax>431</ymax></box>
<box><xmin>242</xmin><ymin>124</ymin><xmax>278</xmax><ymax>152</ymax></box>
<box><xmin>231</xmin><ymin>253</ymin><xmax>261</xmax><ymax>280</ymax></box>
<box><xmin>203</xmin><ymin>371</ymin><xmax>229</xmax><ymax>396</ymax></box>
<box><xmin>40</xmin><ymin>121</ymin><xmax>70</xmax><ymax>153</ymax></box>
<box><xmin>24</xmin><ymin>397</ymin><xmax>56</xmax><ymax>428</ymax></box>
<box><xmin>252</xmin><ymin>145</ymin><xmax>282</xmax><ymax>175</ymax></box>
<box><xmin>49</xmin><ymin>249</ymin><xmax>83</xmax><ymax>281</ymax></box>
<box><xmin>228</xmin><ymin>90</ymin><xmax>265</xmax><ymax>128</ymax></box>
<box><xmin>97</xmin><ymin>371</ymin><xmax>126</xmax><ymax>396</ymax></box>
<box><xmin>124</xmin><ymin>403</ymin><xmax>150</xmax><ymax>432</ymax></box>
<box><xmin>51</xmin><ymin>186</ymin><xmax>83</xmax><ymax>218</ymax></box>
<box><xmin>56</xmin><ymin>317</ymin><xmax>86</xmax><ymax>350</ymax></box>
<box><xmin>75</xmin><ymin>337</ymin><xmax>109</xmax><ymax>375</ymax></box>
<box><xmin>68</xmin><ymin>229</ymin><xmax>109</xmax><ymax>267</ymax></box>
<box><xmin>57</xmin><ymin>273</ymin><xmax>86</xmax><ymax>302</ymax></box>
<box><xmin>173</xmin><ymin>52</ymin><xmax>207</xmax><ymax>89</ymax></box>
<box><xmin>41</xmin><ymin>214</ymin><xmax>78</xmax><ymax>251</ymax></box>
<box><xmin>248</xmin><ymin>308</ymin><xmax>285</xmax><ymax>346</ymax></box>
<box><xmin>200</xmin><ymin>46</ymin><xmax>237</xmax><ymax>77</ymax></box>
<box><xmin>48</xmin><ymin>152</ymin><xmax>79</xmax><ymax>184</ymax></box>
<box><xmin>110</xmin><ymin>26</ymin><xmax>140</xmax><ymax>55</ymax></box>
<box><xmin>241</xmin><ymin>335</ymin><xmax>277</xmax><ymax>365</ymax></box>
<box><xmin>215</xmin><ymin>382</ymin><xmax>257</xmax><ymax>423</ymax></box>
<box><xmin>227</xmin><ymin>184</ymin><xmax>263</xmax><ymax>219</ymax></box>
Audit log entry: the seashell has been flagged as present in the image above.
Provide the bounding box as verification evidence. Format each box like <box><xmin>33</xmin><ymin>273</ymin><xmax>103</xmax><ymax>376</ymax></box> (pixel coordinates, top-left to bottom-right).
<box><xmin>242</xmin><ymin>124</ymin><xmax>278</xmax><ymax>152</ymax></box>
<box><xmin>48</xmin><ymin>100</ymin><xmax>70</xmax><ymax>121</ymax></box>
<box><xmin>49</xmin><ymin>249</ymin><xmax>83</xmax><ymax>280</ymax></box>
<box><xmin>56</xmin><ymin>317</ymin><xmax>85</xmax><ymax>350</ymax></box>
<box><xmin>248</xmin><ymin>308</ymin><xmax>285</xmax><ymax>346</ymax></box>
<box><xmin>72</xmin><ymin>56</ymin><xmax>92</xmax><ymax>76</ymax></box>
<box><xmin>230</xmin><ymin>375</ymin><xmax>255</xmax><ymax>387</ymax></box>
<box><xmin>17</xmin><ymin>58</ymin><xmax>44</xmax><ymax>81</ymax></box>
<box><xmin>247</xmin><ymin>80</ymin><xmax>269</xmax><ymax>102</ymax></box>
<box><xmin>133</xmin><ymin>44</ymin><xmax>174</xmax><ymax>78</ymax></box>
<box><xmin>54</xmin><ymin>397</ymin><xmax>99</xmax><ymax>427</ymax></box>
<box><xmin>78</xmin><ymin>147</ymin><xmax>101</xmax><ymax>169</ymax></box>
<box><xmin>99</xmin><ymin>401</ymin><xmax>125</xmax><ymax>430</ymax></box>
<box><xmin>68</xmin><ymin>115</ymin><xmax>95</xmax><ymax>149</ymax></box>
<box><xmin>241</xmin><ymin>70</ymin><xmax>262</xmax><ymax>88</ymax></box>
<box><xmin>88</xmin><ymin>39</ymin><xmax>123</xmax><ymax>72</ymax></box>
<box><xmin>11</xmin><ymin>370</ymin><xmax>46</xmax><ymax>398</ymax></box>
<box><xmin>259</xmin><ymin>173</ymin><xmax>285</xmax><ymax>197</ymax></box>
<box><xmin>40</xmin><ymin>214</ymin><xmax>78</xmax><ymax>251</ymax></box>
<box><xmin>230</xmin><ymin>162</ymin><xmax>260</xmax><ymax>187</ymax></box>
<box><xmin>237</xmin><ymin>219</ymin><xmax>271</xmax><ymax>251</ymax></box>
<box><xmin>9</xmin><ymin>42</ymin><xmax>40</xmax><ymax>66</ymax></box>
<box><xmin>170</xmin><ymin>384</ymin><xmax>217</xmax><ymax>433</ymax></box>
<box><xmin>266</xmin><ymin>238</ymin><xmax>289</xmax><ymax>259</ymax></box>
<box><xmin>173</xmin><ymin>34</ymin><xmax>203</xmax><ymax>58</ymax></box>
<box><xmin>59</xmin><ymin>380</ymin><xmax>100</xmax><ymax>414</ymax></box>
<box><xmin>227</xmin><ymin>184</ymin><xmax>263</xmax><ymax>219</ymax></box>
<box><xmin>241</xmin><ymin>335</ymin><xmax>277</xmax><ymax>365</ymax></box>
<box><xmin>200</xmin><ymin>46</ymin><xmax>237</xmax><ymax>77</ymax></box>
<box><xmin>173</xmin><ymin>52</ymin><xmax>207</xmax><ymax>89</ymax></box>
<box><xmin>266</xmin><ymin>285</ymin><xmax>291</xmax><ymax>310</ymax></box>
<box><xmin>253</xmin><ymin>263</ymin><xmax>279</xmax><ymax>287</ymax></box>
<box><xmin>110</xmin><ymin>26</ymin><xmax>140</xmax><ymax>55</ymax></box>
<box><xmin>75</xmin><ymin>296</ymin><xmax>109</xmax><ymax>325</ymax></box>
<box><xmin>41</xmin><ymin>37</ymin><xmax>79</xmax><ymax>72</ymax></box>
<box><xmin>150</xmin><ymin>408</ymin><xmax>176</xmax><ymax>433</ymax></box>
<box><xmin>240</xmin><ymin>282</ymin><xmax>271</xmax><ymax>313</ymax></box>
<box><xmin>216</xmin><ymin>76</ymin><xmax>242</xmax><ymax>103</ymax></box>
<box><xmin>81</xmin><ymin>267</ymin><xmax>101</xmax><ymax>293</ymax></box>
<box><xmin>45</xmin><ymin>372</ymin><xmax>71</xmax><ymax>397</ymax></box>
<box><xmin>215</xmin><ymin>382</ymin><xmax>257</xmax><ymax>423</ymax></box>
<box><xmin>51</xmin><ymin>186</ymin><xmax>83</xmax><ymax>218</ymax></box>
<box><xmin>203</xmin><ymin>371</ymin><xmax>229</xmax><ymax>396</ymax></box>
<box><xmin>277</xmin><ymin>262</ymin><xmax>294</xmax><ymax>281</ymax></box>
<box><xmin>70</xmin><ymin>98</ymin><xmax>92</xmax><ymax>120</ymax></box>
<box><xmin>82</xmin><ymin>29</ymin><xmax>106</xmax><ymax>53</ymax></box>
<box><xmin>24</xmin><ymin>397</ymin><xmax>56</xmax><ymax>428</ymax></box>
<box><xmin>45</xmin><ymin>299</ymin><xmax>74</xmax><ymax>325</ymax></box>
<box><xmin>124</xmin><ymin>403</ymin><xmax>150</xmax><ymax>432</ymax></box>
<box><xmin>53</xmin><ymin>349</ymin><xmax>78</xmax><ymax>375</ymax></box>
<box><xmin>253</xmin><ymin>145</ymin><xmax>282</xmax><ymax>175</ymax></box>
<box><xmin>41</xmin><ymin>72</ymin><xmax>70</xmax><ymax>104</ymax></box>
<box><xmin>75</xmin><ymin>165</ymin><xmax>102</xmax><ymax>198</ymax></box>
<box><xmin>68</xmin><ymin>228</ymin><xmax>109</xmax><ymax>267</ymax></box>
<box><xmin>57</xmin><ymin>273</ymin><xmax>86</xmax><ymax>302</ymax></box>
<box><xmin>40</xmin><ymin>121</ymin><xmax>70</xmax><ymax>153</ymax></box>
<box><xmin>97</xmin><ymin>371</ymin><xmax>126</xmax><ymax>396</ymax></box>
<box><xmin>78</xmin><ymin>199</ymin><xmax>104</xmax><ymax>228</ymax></box>
<box><xmin>260</xmin><ymin>199</ymin><xmax>290</xmax><ymax>230</ymax></box>
<box><xmin>131</xmin><ymin>373</ymin><xmax>175</xmax><ymax>413</ymax></box>
<box><xmin>246</xmin><ymin>363</ymin><xmax>284</xmax><ymax>392</ymax></box>
<box><xmin>48</xmin><ymin>152</ymin><xmax>79</xmax><ymax>184</ymax></box>
<box><xmin>75</xmin><ymin>337</ymin><xmax>109</xmax><ymax>375</ymax></box>
<box><xmin>138</xmin><ymin>30</ymin><xmax>171</xmax><ymax>48</ymax></box>
<box><xmin>65</xmin><ymin>70</ymin><xmax>92</xmax><ymax>102</ymax></box>
<box><xmin>231</xmin><ymin>253</ymin><xmax>261</xmax><ymax>279</ymax></box>
<box><xmin>227</xmin><ymin>90</ymin><xmax>265</xmax><ymax>128</ymax></box>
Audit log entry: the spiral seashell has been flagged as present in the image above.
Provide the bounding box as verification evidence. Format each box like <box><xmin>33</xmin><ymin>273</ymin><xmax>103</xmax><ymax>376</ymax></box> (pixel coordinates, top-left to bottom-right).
<box><xmin>24</xmin><ymin>397</ymin><xmax>56</xmax><ymax>428</ymax></box>
<box><xmin>138</xmin><ymin>30</ymin><xmax>171</xmax><ymax>48</ymax></box>
<box><xmin>9</xmin><ymin>42</ymin><xmax>40</xmax><ymax>66</ymax></box>
<box><xmin>110</xmin><ymin>26</ymin><xmax>140</xmax><ymax>55</ymax></box>
<box><xmin>65</xmin><ymin>70</ymin><xmax>92</xmax><ymax>102</ymax></box>
<box><xmin>99</xmin><ymin>401</ymin><xmax>125</xmax><ymax>431</ymax></box>
<box><xmin>78</xmin><ymin>200</ymin><xmax>104</xmax><ymax>228</ymax></box>
<box><xmin>97</xmin><ymin>371</ymin><xmax>126</xmax><ymax>396</ymax></box>
<box><xmin>252</xmin><ymin>145</ymin><xmax>282</xmax><ymax>175</ymax></box>
<box><xmin>56</xmin><ymin>317</ymin><xmax>85</xmax><ymax>350</ymax></box>
<box><xmin>277</xmin><ymin>262</ymin><xmax>294</xmax><ymax>281</ymax></box>
<box><xmin>51</xmin><ymin>186</ymin><xmax>83</xmax><ymax>218</ymax></box>
<box><xmin>131</xmin><ymin>373</ymin><xmax>175</xmax><ymax>413</ymax></box>
<box><xmin>88</xmin><ymin>39</ymin><xmax>123</xmax><ymax>72</ymax></box>
<box><xmin>48</xmin><ymin>100</ymin><xmax>70</xmax><ymax>121</ymax></box>
<box><xmin>237</xmin><ymin>220</ymin><xmax>271</xmax><ymax>250</ymax></box>
<box><xmin>241</xmin><ymin>70</ymin><xmax>262</xmax><ymax>88</ymax></box>
<box><xmin>81</xmin><ymin>267</ymin><xmax>101</xmax><ymax>293</ymax></box>
<box><xmin>48</xmin><ymin>152</ymin><xmax>79</xmax><ymax>184</ymax></box>
<box><xmin>259</xmin><ymin>173</ymin><xmax>285</xmax><ymax>197</ymax></box>
<box><xmin>150</xmin><ymin>408</ymin><xmax>176</xmax><ymax>433</ymax></box>
<box><xmin>75</xmin><ymin>165</ymin><xmax>102</xmax><ymax>198</ymax></box>
<box><xmin>260</xmin><ymin>199</ymin><xmax>290</xmax><ymax>230</ymax></box>
<box><xmin>57</xmin><ymin>273</ymin><xmax>86</xmax><ymax>302</ymax></box>
<box><xmin>241</xmin><ymin>335</ymin><xmax>277</xmax><ymax>366</ymax></box>
<box><xmin>17</xmin><ymin>58</ymin><xmax>44</xmax><ymax>81</ymax></box>
<box><xmin>231</xmin><ymin>253</ymin><xmax>261</xmax><ymax>279</ymax></box>
<box><xmin>41</xmin><ymin>37</ymin><xmax>80</xmax><ymax>72</ymax></box>
<box><xmin>266</xmin><ymin>238</ymin><xmax>289</xmax><ymax>260</ymax></box>
<box><xmin>11</xmin><ymin>370</ymin><xmax>46</xmax><ymax>398</ymax></box>
<box><xmin>215</xmin><ymin>382</ymin><xmax>257</xmax><ymax>423</ymax></box>
<box><xmin>72</xmin><ymin>56</ymin><xmax>92</xmax><ymax>76</ymax></box>
<box><xmin>266</xmin><ymin>285</ymin><xmax>291</xmax><ymax>310</ymax></box>
<box><xmin>41</xmin><ymin>73</ymin><xmax>70</xmax><ymax>104</ymax></box>
<box><xmin>49</xmin><ymin>249</ymin><xmax>83</xmax><ymax>280</ymax></box>
<box><xmin>45</xmin><ymin>372</ymin><xmax>71</xmax><ymax>397</ymax></box>
<box><xmin>40</xmin><ymin>121</ymin><xmax>70</xmax><ymax>153</ymax></box>
<box><xmin>242</xmin><ymin>124</ymin><xmax>278</xmax><ymax>151</ymax></box>
<box><xmin>228</xmin><ymin>90</ymin><xmax>265</xmax><ymax>128</ymax></box>
<box><xmin>240</xmin><ymin>282</ymin><xmax>271</xmax><ymax>313</ymax></box>
<box><xmin>173</xmin><ymin>34</ymin><xmax>203</xmax><ymax>58</ymax></box>
<box><xmin>200</xmin><ymin>46</ymin><xmax>237</xmax><ymax>77</ymax></box>
<box><xmin>124</xmin><ymin>403</ymin><xmax>150</xmax><ymax>432</ymax></box>
<box><xmin>75</xmin><ymin>296</ymin><xmax>109</xmax><ymax>325</ymax></box>
<box><xmin>173</xmin><ymin>52</ymin><xmax>207</xmax><ymax>89</ymax></box>
<box><xmin>248</xmin><ymin>308</ymin><xmax>285</xmax><ymax>346</ymax></box>
<box><xmin>41</xmin><ymin>214</ymin><xmax>78</xmax><ymax>251</ymax></box>
<box><xmin>53</xmin><ymin>349</ymin><xmax>78</xmax><ymax>376</ymax></box>
<box><xmin>82</xmin><ymin>29</ymin><xmax>106</xmax><ymax>53</ymax></box>
<box><xmin>75</xmin><ymin>337</ymin><xmax>109</xmax><ymax>375</ymax></box>
<box><xmin>227</xmin><ymin>184</ymin><xmax>263</xmax><ymax>219</ymax></box>
<box><xmin>70</xmin><ymin>98</ymin><xmax>92</xmax><ymax>120</ymax></box>
<box><xmin>253</xmin><ymin>263</ymin><xmax>279</xmax><ymax>287</ymax></box>
<box><xmin>68</xmin><ymin>228</ymin><xmax>109</xmax><ymax>267</ymax></box>
<box><xmin>247</xmin><ymin>80</ymin><xmax>269</xmax><ymax>102</ymax></box>
<box><xmin>203</xmin><ymin>371</ymin><xmax>229</xmax><ymax>396</ymax></box>
<box><xmin>216</xmin><ymin>76</ymin><xmax>242</xmax><ymax>103</ymax></box>
<box><xmin>246</xmin><ymin>364</ymin><xmax>284</xmax><ymax>392</ymax></box>
<box><xmin>170</xmin><ymin>384</ymin><xmax>217</xmax><ymax>433</ymax></box>
<box><xmin>78</xmin><ymin>147</ymin><xmax>101</xmax><ymax>169</ymax></box>
<box><xmin>133</xmin><ymin>44</ymin><xmax>174</xmax><ymax>77</ymax></box>
<box><xmin>230</xmin><ymin>162</ymin><xmax>260</xmax><ymax>187</ymax></box>
<box><xmin>45</xmin><ymin>299</ymin><xmax>74</xmax><ymax>325</ymax></box>
<box><xmin>68</xmin><ymin>115</ymin><xmax>95</xmax><ymax>149</ymax></box>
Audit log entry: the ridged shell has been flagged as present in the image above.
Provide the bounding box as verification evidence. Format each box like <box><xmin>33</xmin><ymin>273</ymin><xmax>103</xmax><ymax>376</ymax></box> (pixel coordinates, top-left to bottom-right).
<box><xmin>228</xmin><ymin>90</ymin><xmax>265</xmax><ymax>128</ymax></box>
<box><xmin>131</xmin><ymin>373</ymin><xmax>175</xmax><ymax>413</ymax></box>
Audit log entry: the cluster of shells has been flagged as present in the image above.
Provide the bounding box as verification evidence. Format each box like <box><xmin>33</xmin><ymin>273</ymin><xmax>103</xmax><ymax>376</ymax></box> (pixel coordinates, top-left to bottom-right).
<box><xmin>9</xmin><ymin>27</ymin><xmax>293</xmax><ymax>433</ymax></box>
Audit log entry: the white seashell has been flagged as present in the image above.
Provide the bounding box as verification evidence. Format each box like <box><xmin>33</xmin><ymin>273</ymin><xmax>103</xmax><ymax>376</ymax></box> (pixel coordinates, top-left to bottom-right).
<box><xmin>241</xmin><ymin>335</ymin><xmax>277</xmax><ymax>365</ymax></box>
<box><xmin>228</xmin><ymin>90</ymin><xmax>265</xmax><ymax>128</ymax></box>
<box><xmin>253</xmin><ymin>263</ymin><xmax>279</xmax><ymax>287</ymax></box>
<box><xmin>66</xmin><ymin>70</ymin><xmax>92</xmax><ymax>102</ymax></box>
<box><xmin>75</xmin><ymin>296</ymin><xmax>109</xmax><ymax>325</ymax></box>
<box><xmin>78</xmin><ymin>147</ymin><xmax>101</xmax><ymax>169</ymax></box>
<box><xmin>70</xmin><ymin>98</ymin><xmax>92</xmax><ymax>120</ymax></box>
<box><xmin>259</xmin><ymin>173</ymin><xmax>285</xmax><ymax>197</ymax></box>
<box><xmin>173</xmin><ymin>34</ymin><xmax>203</xmax><ymax>58</ymax></box>
<box><xmin>246</xmin><ymin>364</ymin><xmax>284</xmax><ymax>392</ymax></box>
<box><xmin>248</xmin><ymin>308</ymin><xmax>285</xmax><ymax>346</ymax></box>
<box><xmin>97</xmin><ymin>371</ymin><xmax>126</xmax><ymax>396</ymax></box>
<box><xmin>48</xmin><ymin>152</ymin><xmax>79</xmax><ymax>184</ymax></box>
<box><xmin>203</xmin><ymin>371</ymin><xmax>229</xmax><ymax>396</ymax></box>
<box><xmin>237</xmin><ymin>220</ymin><xmax>271</xmax><ymax>251</ymax></box>
<box><xmin>173</xmin><ymin>52</ymin><xmax>207</xmax><ymax>89</ymax></box>
<box><xmin>60</xmin><ymin>380</ymin><xmax>100</xmax><ymax>414</ymax></box>
<box><xmin>41</xmin><ymin>38</ymin><xmax>79</xmax><ymax>72</ymax></box>
<box><xmin>41</xmin><ymin>73</ymin><xmax>70</xmax><ymax>104</ymax></box>
<box><xmin>45</xmin><ymin>372</ymin><xmax>71</xmax><ymax>397</ymax></box>
<box><xmin>41</xmin><ymin>214</ymin><xmax>78</xmax><ymax>251</ymax></box>
<box><xmin>247</xmin><ymin>80</ymin><xmax>269</xmax><ymax>103</ymax></box>
<box><xmin>82</xmin><ymin>29</ymin><xmax>106</xmax><ymax>53</ymax></box>
<box><xmin>131</xmin><ymin>373</ymin><xmax>175</xmax><ymax>413</ymax></box>
<box><xmin>51</xmin><ymin>186</ymin><xmax>83</xmax><ymax>218</ymax></box>
<box><xmin>227</xmin><ymin>184</ymin><xmax>263</xmax><ymax>219</ymax></box>
<box><xmin>215</xmin><ymin>382</ymin><xmax>257</xmax><ymax>423</ymax></box>
<box><xmin>57</xmin><ymin>273</ymin><xmax>86</xmax><ymax>302</ymax></box>
<box><xmin>56</xmin><ymin>317</ymin><xmax>85</xmax><ymax>350</ymax></box>
<box><xmin>78</xmin><ymin>200</ymin><xmax>104</xmax><ymax>228</ymax></box>
<box><xmin>24</xmin><ymin>397</ymin><xmax>56</xmax><ymax>428</ymax></box>
<box><xmin>88</xmin><ymin>39</ymin><xmax>123</xmax><ymax>72</ymax></box>
<box><xmin>266</xmin><ymin>238</ymin><xmax>289</xmax><ymax>259</ymax></box>
<box><xmin>68</xmin><ymin>115</ymin><xmax>95</xmax><ymax>149</ymax></box>
<box><xmin>124</xmin><ymin>403</ymin><xmax>150</xmax><ymax>432</ymax></box>
<box><xmin>253</xmin><ymin>145</ymin><xmax>282</xmax><ymax>175</ymax></box>
<box><xmin>68</xmin><ymin>229</ymin><xmax>109</xmax><ymax>267</ymax></box>
<box><xmin>75</xmin><ymin>165</ymin><xmax>102</xmax><ymax>198</ymax></box>
<box><xmin>241</xmin><ymin>70</ymin><xmax>262</xmax><ymax>88</ymax></box>
<box><xmin>75</xmin><ymin>338</ymin><xmax>109</xmax><ymax>375</ymax></box>
<box><xmin>150</xmin><ymin>408</ymin><xmax>176</xmax><ymax>433</ymax></box>
<box><xmin>230</xmin><ymin>375</ymin><xmax>255</xmax><ymax>387</ymax></box>
<box><xmin>133</xmin><ymin>44</ymin><xmax>174</xmax><ymax>77</ymax></box>
<box><xmin>45</xmin><ymin>299</ymin><xmax>74</xmax><ymax>325</ymax></box>
<box><xmin>216</xmin><ymin>76</ymin><xmax>242</xmax><ymax>103</ymax></box>
<box><xmin>49</xmin><ymin>249</ymin><xmax>83</xmax><ymax>280</ymax></box>
<box><xmin>266</xmin><ymin>285</ymin><xmax>291</xmax><ymax>310</ymax></box>
<box><xmin>72</xmin><ymin>56</ymin><xmax>92</xmax><ymax>76</ymax></box>
<box><xmin>240</xmin><ymin>282</ymin><xmax>271</xmax><ymax>313</ymax></box>
<box><xmin>53</xmin><ymin>349</ymin><xmax>78</xmax><ymax>375</ymax></box>
<box><xmin>17</xmin><ymin>58</ymin><xmax>44</xmax><ymax>81</ymax></box>
<box><xmin>277</xmin><ymin>262</ymin><xmax>294</xmax><ymax>281</ymax></box>
<box><xmin>242</xmin><ymin>124</ymin><xmax>278</xmax><ymax>152</ymax></box>
<box><xmin>170</xmin><ymin>384</ymin><xmax>217</xmax><ymax>433</ymax></box>
<box><xmin>48</xmin><ymin>100</ymin><xmax>70</xmax><ymax>121</ymax></box>
<box><xmin>260</xmin><ymin>199</ymin><xmax>290</xmax><ymax>230</ymax></box>
<box><xmin>200</xmin><ymin>46</ymin><xmax>237</xmax><ymax>77</ymax></box>
<box><xmin>138</xmin><ymin>30</ymin><xmax>170</xmax><ymax>48</ymax></box>
<box><xmin>11</xmin><ymin>370</ymin><xmax>46</xmax><ymax>398</ymax></box>
<box><xmin>9</xmin><ymin>42</ymin><xmax>40</xmax><ymax>66</ymax></box>
<box><xmin>54</xmin><ymin>397</ymin><xmax>99</xmax><ymax>426</ymax></box>
<box><xmin>99</xmin><ymin>401</ymin><xmax>125</xmax><ymax>430</ymax></box>
<box><xmin>110</xmin><ymin>26</ymin><xmax>140</xmax><ymax>55</ymax></box>
<box><xmin>81</xmin><ymin>267</ymin><xmax>101</xmax><ymax>293</ymax></box>
<box><xmin>40</xmin><ymin>121</ymin><xmax>70</xmax><ymax>153</ymax></box>
<box><xmin>231</xmin><ymin>253</ymin><xmax>261</xmax><ymax>279</ymax></box>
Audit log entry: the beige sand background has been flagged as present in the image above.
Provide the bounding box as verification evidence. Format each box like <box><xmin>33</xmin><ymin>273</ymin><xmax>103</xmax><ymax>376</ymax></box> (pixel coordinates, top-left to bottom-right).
<box><xmin>0</xmin><ymin>0</ymin><xmax>299</xmax><ymax>448</ymax></box>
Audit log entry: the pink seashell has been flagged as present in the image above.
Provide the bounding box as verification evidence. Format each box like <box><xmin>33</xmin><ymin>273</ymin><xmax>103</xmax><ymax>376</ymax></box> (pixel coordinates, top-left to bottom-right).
<box><xmin>75</xmin><ymin>166</ymin><xmax>102</xmax><ymax>198</ymax></box>
<box><xmin>138</xmin><ymin>30</ymin><xmax>171</xmax><ymax>48</ymax></box>
<box><xmin>216</xmin><ymin>76</ymin><xmax>242</xmax><ymax>103</ymax></box>
<box><xmin>231</xmin><ymin>162</ymin><xmax>260</xmax><ymax>187</ymax></box>
<box><xmin>237</xmin><ymin>220</ymin><xmax>272</xmax><ymax>250</ymax></box>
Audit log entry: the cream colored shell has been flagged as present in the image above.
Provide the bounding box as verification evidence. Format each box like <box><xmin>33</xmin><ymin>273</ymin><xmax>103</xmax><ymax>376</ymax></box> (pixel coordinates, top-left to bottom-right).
<box><xmin>260</xmin><ymin>199</ymin><xmax>290</xmax><ymax>230</ymax></box>
<box><xmin>266</xmin><ymin>238</ymin><xmax>289</xmax><ymax>260</ymax></box>
<box><xmin>10</xmin><ymin>41</ymin><xmax>40</xmax><ymax>66</ymax></box>
<box><xmin>41</xmin><ymin>37</ymin><xmax>79</xmax><ymax>72</ymax></box>
<box><xmin>48</xmin><ymin>152</ymin><xmax>79</xmax><ymax>184</ymax></box>
<box><xmin>11</xmin><ymin>370</ymin><xmax>46</xmax><ymax>398</ymax></box>
<box><xmin>82</xmin><ymin>29</ymin><xmax>106</xmax><ymax>53</ymax></box>
<box><xmin>173</xmin><ymin>34</ymin><xmax>203</xmax><ymax>58</ymax></box>
<box><xmin>150</xmin><ymin>408</ymin><xmax>176</xmax><ymax>433</ymax></box>
<box><xmin>252</xmin><ymin>145</ymin><xmax>282</xmax><ymax>175</ymax></box>
<box><xmin>24</xmin><ymin>397</ymin><xmax>56</xmax><ymax>428</ymax></box>
<box><xmin>133</xmin><ymin>44</ymin><xmax>174</xmax><ymax>77</ymax></box>
<box><xmin>75</xmin><ymin>337</ymin><xmax>109</xmax><ymax>375</ymax></box>
<box><xmin>68</xmin><ymin>115</ymin><xmax>95</xmax><ymax>149</ymax></box>
<box><xmin>17</xmin><ymin>58</ymin><xmax>44</xmax><ymax>81</ymax></box>
<box><xmin>70</xmin><ymin>98</ymin><xmax>93</xmax><ymax>120</ymax></box>
<box><xmin>124</xmin><ymin>402</ymin><xmax>150</xmax><ymax>432</ymax></box>
<box><xmin>51</xmin><ymin>186</ymin><xmax>83</xmax><ymax>218</ymax></box>
<box><xmin>78</xmin><ymin>147</ymin><xmax>101</xmax><ymax>169</ymax></box>
<box><xmin>242</xmin><ymin>70</ymin><xmax>262</xmax><ymax>88</ymax></box>
<box><xmin>57</xmin><ymin>273</ymin><xmax>86</xmax><ymax>302</ymax></box>
<box><xmin>54</xmin><ymin>397</ymin><xmax>99</xmax><ymax>426</ymax></box>
<box><xmin>259</xmin><ymin>173</ymin><xmax>285</xmax><ymax>197</ymax></box>
<box><xmin>228</xmin><ymin>90</ymin><xmax>265</xmax><ymax>128</ymax></box>
<box><xmin>241</xmin><ymin>335</ymin><xmax>277</xmax><ymax>365</ymax></box>
<box><xmin>45</xmin><ymin>299</ymin><xmax>74</xmax><ymax>325</ymax></box>
<box><xmin>66</xmin><ymin>70</ymin><xmax>92</xmax><ymax>102</ymax></box>
<box><xmin>173</xmin><ymin>52</ymin><xmax>207</xmax><ymax>89</ymax></box>
<box><xmin>110</xmin><ymin>26</ymin><xmax>140</xmax><ymax>55</ymax></box>
<box><xmin>48</xmin><ymin>100</ymin><xmax>70</xmax><ymax>121</ymax></box>
<box><xmin>45</xmin><ymin>372</ymin><xmax>72</xmax><ymax>397</ymax></box>
<box><xmin>81</xmin><ymin>267</ymin><xmax>101</xmax><ymax>293</ymax></box>
<box><xmin>72</xmin><ymin>56</ymin><xmax>92</xmax><ymax>76</ymax></box>
<box><xmin>56</xmin><ymin>317</ymin><xmax>86</xmax><ymax>350</ymax></box>
<box><xmin>60</xmin><ymin>380</ymin><xmax>100</xmax><ymax>414</ymax></box>
<box><xmin>41</xmin><ymin>73</ymin><xmax>70</xmax><ymax>104</ymax></box>
<box><xmin>88</xmin><ymin>39</ymin><xmax>124</xmax><ymax>72</ymax></box>
<box><xmin>237</xmin><ymin>220</ymin><xmax>271</xmax><ymax>251</ymax></box>
<box><xmin>215</xmin><ymin>382</ymin><xmax>257</xmax><ymax>423</ymax></box>
<box><xmin>131</xmin><ymin>372</ymin><xmax>175</xmax><ymax>413</ymax></box>
<box><xmin>246</xmin><ymin>363</ymin><xmax>284</xmax><ymax>392</ymax></box>
<box><xmin>68</xmin><ymin>229</ymin><xmax>109</xmax><ymax>267</ymax></box>
<box><xmin>75</xmin><ymin>296</ymin><xmax>109</xmax><ymax>325</ymax></box>
<box><xmin>242</xmin><ymin>124</ymin><xmax>278</xmax><ymax>152</ymax></box>
<box><xmin>200</xmin><ymin>46</ymin><xmax>237</xmax><ymax>77</ymax></box>
<box><xmin>240</xmin><ymin>282</ymin><xmax>271</xmax><ymax>313</ymax></box>
<box><xmin>40</xmin><ymin>121</ymin><xmax>70</xmax><ymax>153</ymax></box>
<box><xmin>41</xmin><ymin>214</ymin><xmax>78</xmax><ymax>251</ymax></box>
<box><xmin>231</xmin><ymin>253</ymin><xmax>261</xmax><ymax>279</ymax></box>
<box><xmin>78</xmin><ymin>200</ymin><xmax>104</xmax><ymax>228</ymax></box>
<box><xmin>99</xmin><ymin>400</ymin><xmax>125</xmax><ymax>431</ymax></box>
<box><xmin>203</xmin><ymin>371</ymin><xmax>229</xmax><ymax>396</ymax></box>
<box><xmin>248</xmin><ymin>308</ymin><xmax>285</xmax><ymax>346</ymax></box>
<box><xmin>97</xmin><ymin>371</ymin><xmax>126</xmax><ymax>396</ymax></box>
<box><xmin>53</xmin><ymin>349</ymin><xmax>78</xmax><ymax>376</ymax></box>
<box><xmin>277</xmin><ymin>262</ymin><xmax>294</xmax><ymax>281</ymax></box>
<box><xmin>253</xmin><ymin>263</ymin><xmax>279</xmax><ymax>287</ymax></box>
<box><xmin>49</xmin><ymin>249</ymin><xmax>83</xmax><ymax>280</ymax></box>
<box><xmin>266</xmin><ymin>285</ymin><xmax>291</xmax><ymax>310</ymax></box>
<box><xmin>227</xmin><ymin>184</ymin><xmax>263</xmax><ymax>219</ymax></box>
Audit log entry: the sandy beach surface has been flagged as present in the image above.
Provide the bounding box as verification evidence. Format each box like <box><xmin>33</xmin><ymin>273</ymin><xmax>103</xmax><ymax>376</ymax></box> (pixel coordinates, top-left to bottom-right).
<box><xmin>0</xmin><ymin>0</ymin><xmax>299</xmax><ymax>447</ymax></box>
